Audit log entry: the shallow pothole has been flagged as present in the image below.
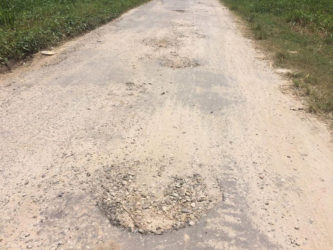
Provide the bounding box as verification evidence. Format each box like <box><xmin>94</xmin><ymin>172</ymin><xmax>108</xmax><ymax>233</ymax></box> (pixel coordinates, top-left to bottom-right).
<box><xmin>159</xmin><ymin>56</ymin><xmax>200</xmax><ymax>69</ymax></box>
<box><xmin>142</xmin><ymin>37</ymin><xmax>180</xmax><ymax>49</ymax></box>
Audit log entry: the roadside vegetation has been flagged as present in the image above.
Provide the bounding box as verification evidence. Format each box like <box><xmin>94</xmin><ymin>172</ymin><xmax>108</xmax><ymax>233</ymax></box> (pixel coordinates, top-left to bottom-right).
<box><xmin>0</xmin><ymin>0</ymin><xmax>147</xmax><ymax>67</ymax></box>
<box><xmin>221</xmin><ymin>0</ymin><xmax>333</xmax><ymax>116</ymax></box>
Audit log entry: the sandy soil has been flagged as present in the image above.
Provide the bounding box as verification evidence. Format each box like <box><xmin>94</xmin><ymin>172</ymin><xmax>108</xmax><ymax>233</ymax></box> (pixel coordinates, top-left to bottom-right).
<box><xmin>0</xmin><ymin>0</ymin><xmax>332</xmax><ymax>249</ymax></box>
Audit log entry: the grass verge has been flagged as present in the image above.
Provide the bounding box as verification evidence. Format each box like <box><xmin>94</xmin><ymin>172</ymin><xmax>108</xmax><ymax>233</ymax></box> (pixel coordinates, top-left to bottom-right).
<box><xmin>0</xmin><ymin>0</ymin><xmax>148</xmax><ymax>68</ymax></box>
<box><xmin>221</xmin><ymin>0</ymin><xmax>333</xmax><ymax>116</ymax></box>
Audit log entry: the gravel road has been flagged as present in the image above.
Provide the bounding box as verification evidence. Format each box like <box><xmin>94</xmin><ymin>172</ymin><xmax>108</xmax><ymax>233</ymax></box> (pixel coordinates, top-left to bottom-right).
<box><xmin>0</xmin><ymin>0</ymin><xmax>332</xmax><ymax>249</ymax></box>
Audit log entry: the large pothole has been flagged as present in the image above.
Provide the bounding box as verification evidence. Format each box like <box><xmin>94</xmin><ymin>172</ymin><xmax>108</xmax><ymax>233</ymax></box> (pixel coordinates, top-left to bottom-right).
<box><xmin>95</xmin><ymin>163</ymin><xmax>218</xmax><ymax>234</ymax></box>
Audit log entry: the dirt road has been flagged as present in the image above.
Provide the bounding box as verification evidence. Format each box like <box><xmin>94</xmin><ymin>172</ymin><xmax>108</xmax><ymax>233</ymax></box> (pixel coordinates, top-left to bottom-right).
<box><xmin>0</xmin><ymin>0</ymin><xmax>332</xmax><ymax>249</ymax></box>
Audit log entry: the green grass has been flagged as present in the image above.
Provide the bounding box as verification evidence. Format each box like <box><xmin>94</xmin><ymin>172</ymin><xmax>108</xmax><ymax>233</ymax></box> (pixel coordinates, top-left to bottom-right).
<box><xmin>0</xmin><ymin>0</ymin><xmax>148</xmax><ymax>66</ymax></box>
<box><xmin>221</xmin><ymin>0</ymin><xmax>333</xmax><ymax>116</ymax></box>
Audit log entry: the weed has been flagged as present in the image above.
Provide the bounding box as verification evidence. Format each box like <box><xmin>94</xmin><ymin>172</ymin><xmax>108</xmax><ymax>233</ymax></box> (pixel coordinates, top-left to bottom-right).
<box><xmin>0</xmin><ymin>0</ymin><xmax>16</xmax><ymax>28</ymax></box>
<box><xmin>293</xmin><ymin>79</ymin><xmax>301</xmax><ymax>88</ymax></box>
<box><xmin>275</xmin><ymin>52</ymin><xmax>288</xmax><ymax>65</ymax></box>
<box><xmin>309</xmin><ymin>104</ymin><xmax>317</xmax><ymax>113</ymax></box>
<box><xmin>253</xmin><ymin>24</ymin><xmax>267</xmax><ymax>40</ymax></box>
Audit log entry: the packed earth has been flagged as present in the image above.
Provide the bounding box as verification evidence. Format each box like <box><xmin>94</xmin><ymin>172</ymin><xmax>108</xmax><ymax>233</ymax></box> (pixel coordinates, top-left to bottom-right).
<box><xmin>0</xmin><ymin>0</ymin><xmax>332</xmax><ymax>249</ymax></box>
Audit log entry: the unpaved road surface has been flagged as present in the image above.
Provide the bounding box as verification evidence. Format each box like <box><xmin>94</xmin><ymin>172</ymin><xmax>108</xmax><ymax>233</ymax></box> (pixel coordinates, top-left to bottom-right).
<box><xmin>1</xmin><ymin>0</ymin><xmax>333</xmax><ymax>249</ymax></box>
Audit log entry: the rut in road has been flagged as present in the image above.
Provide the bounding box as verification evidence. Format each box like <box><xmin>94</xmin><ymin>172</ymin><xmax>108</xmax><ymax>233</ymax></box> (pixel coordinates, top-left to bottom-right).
<box><xmin>0</xmin><ymin>0</ymin><xmax>332</xmax><ymax>249</ymax></box>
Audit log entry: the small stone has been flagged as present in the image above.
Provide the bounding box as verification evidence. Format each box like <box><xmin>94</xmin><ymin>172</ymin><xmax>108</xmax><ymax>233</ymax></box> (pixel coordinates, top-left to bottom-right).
<box><xmin>191</xmin><ymin>203</ymin><xmax>196</xmax><ymax>208</ymax></box>
<box><xmin>155</xmin><ymin>230</ymin><xmax>163</xmax><ymax>235</ymax></box>
<box><xmin>294</xmin><ymin>226</ymin><xmax>300</xmax><ymax>230</ymax></box>
<box><xmin>41</xmin><ymin>50</ymin><xmax>55</xmax><ymax>56</ymax></box>
<box><xmin>189</xmin><ymin>221</ymin><xmax>195</xmax><ymax>226</ymax></box>
<box><xmin>182</xmin><ymin>209</ymin><xmax>191</xmax><ymax>213</ymax></box>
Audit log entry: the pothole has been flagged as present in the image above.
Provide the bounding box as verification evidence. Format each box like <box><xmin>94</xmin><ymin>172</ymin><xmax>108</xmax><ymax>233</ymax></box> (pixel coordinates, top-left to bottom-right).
<box><xmin>95</xmin><ymin>163</ymin><xmax>218</xmax><ymax>234</ymax></box>
<box><xmin>159</xmin><ymin>56</ymin><xmax>200</xmax><ymax>69</ymax></box>
<box><xmin>142</xmin><ymin>37</ymin><xmax>180</xmax><ymax>49</ymax></box>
